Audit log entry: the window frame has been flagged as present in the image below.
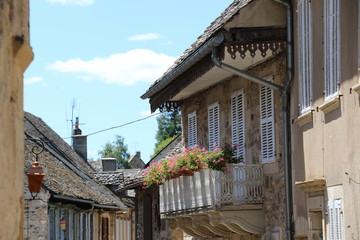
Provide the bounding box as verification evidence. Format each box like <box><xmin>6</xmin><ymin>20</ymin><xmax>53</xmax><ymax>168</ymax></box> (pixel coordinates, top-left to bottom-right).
<box><xmin>298</xmin><ymin>0</ymin><xmax>313</xmax><ymax>114</ymax></box>
<box><xmin>324</xmin><ymin>0</ymin><xmax>341</xmax><ymax>101</ymax></box>
<box><xmin>187</xmin><ymin>111</ymin><xmax>197</xmax><ymax>147</ymax></box>
<box><xmin>231</xmin><ymin>89</ymin><xmax>245</xmax><ymax>161</ymax></box>
<box><xmin>208</xmin><ymin>102</ymin><xmax>220</xmax><ymax>151</ymax></box>
<box><xmin>259</xmin><ymin>76</ymin><xmax>275</xmax><ymax>163</ymax></box>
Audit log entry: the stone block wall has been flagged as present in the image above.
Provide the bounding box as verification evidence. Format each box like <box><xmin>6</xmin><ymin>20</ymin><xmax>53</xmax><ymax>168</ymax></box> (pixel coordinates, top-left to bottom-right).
<box><xmin>180</xmin><ymin>55</ymin><xmax>287</xmax><ymax>239</ymax></box>
<box><xmin>0</xmin><ymin>0</ymin><xmax>33</xmax><ymax>238</ymax></box>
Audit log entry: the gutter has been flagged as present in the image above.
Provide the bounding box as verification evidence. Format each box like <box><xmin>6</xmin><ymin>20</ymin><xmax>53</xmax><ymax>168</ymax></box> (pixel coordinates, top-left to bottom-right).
<box><xmin>140</xmin><ymin>34</ymin><xmax>225</xmax><ymax>100</ymax></box>
<box><xmin>52</xmin><ymin>194</ymin><xmax>124</xmax><ymax>210</ymax></box>
<box><xmin>211</xmin><ymin>1</ymin><xmax>294</xmax><ymax>239</ymax></box>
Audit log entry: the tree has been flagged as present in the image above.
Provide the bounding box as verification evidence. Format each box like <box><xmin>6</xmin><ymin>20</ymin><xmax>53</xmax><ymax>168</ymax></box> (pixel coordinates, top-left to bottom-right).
<box><xmin>98</xmin><ymin>135</ymin><xmax>131</xmax><ymax>169</ymax></box>
<box><xmin>151</xmin><ymin>109</ymin><xmax>182</xmax><ymax>157</ymax></box>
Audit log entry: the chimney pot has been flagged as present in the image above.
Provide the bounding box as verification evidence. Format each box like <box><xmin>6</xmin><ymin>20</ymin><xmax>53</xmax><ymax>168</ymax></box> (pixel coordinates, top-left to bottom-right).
<box><xmin>102</xmin><ymin>158</ymin><xmax>117</xmax><ymax>171</ymax></box>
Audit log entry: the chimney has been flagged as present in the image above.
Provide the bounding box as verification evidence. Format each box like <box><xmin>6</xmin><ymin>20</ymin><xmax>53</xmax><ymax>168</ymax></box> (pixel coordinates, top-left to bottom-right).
<box><xmin>72</xmin><ymin>117</ymin><xmax>87</xmax><ymax>161</ymax></box>
<box><xmin>102</xmin><ymin>158</ymin><xmax>117</xmax><ymax>171</ymax></box>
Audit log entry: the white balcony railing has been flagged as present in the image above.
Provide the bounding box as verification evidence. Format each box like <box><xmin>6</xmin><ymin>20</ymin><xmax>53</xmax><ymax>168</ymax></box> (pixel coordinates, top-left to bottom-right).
<box><xmin>159</xmin><ymin>164</ymin><xmax>264</xmax><ymax>215</ymax></box>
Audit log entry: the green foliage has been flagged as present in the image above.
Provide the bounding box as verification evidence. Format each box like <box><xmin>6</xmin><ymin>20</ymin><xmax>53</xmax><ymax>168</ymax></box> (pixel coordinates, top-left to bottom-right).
<box><xmin>155</xmin><ymin>109</ymin><xmax>181</xmax><ymax>146</ymax></box>
<box><xmin>98</xmin><ymin>135</ymin><xmax>131</xmax><ymax>169</ymax></box>
<box><xmin>142</xmin><ymin>144</ymin><xmax>241</xmax><ymax>188</ymax></box>
<box><xmin>150</xmin><ymin>135</ymin><xmax>178</xmax><ymax>159</ymax></box>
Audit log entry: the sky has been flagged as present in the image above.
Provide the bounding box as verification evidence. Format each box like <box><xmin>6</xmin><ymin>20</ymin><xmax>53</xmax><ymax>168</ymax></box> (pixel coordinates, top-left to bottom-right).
<box><xmin>24</xmin><ymin>0</ymin><xmax>233</xmax><ymax>163</ymax></box>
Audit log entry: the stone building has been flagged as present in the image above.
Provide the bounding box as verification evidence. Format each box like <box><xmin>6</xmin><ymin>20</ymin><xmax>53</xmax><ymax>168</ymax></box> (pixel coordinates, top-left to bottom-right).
<box><xmin>0</xmin><ymin>0</ymin><xmax>33</xmax><ymax>238</ymax></box>
<box><xmin>291</xmin><ymin>0</ymin><xmax>360</xmax><ymax>239</ymax></box>
<box><xmin>24</xmin><ymin>112</ymin><xmax>130</xmax><ymax>240</ymax></box>
<box><xmin>141</xmin><ymin>0</ymin><xmax>291</xmax><ymax>239</ymax></box>
<box><xmin>129</xmin><ymin>151</ymin><xmax>146</xmax><ymax>169</ymax></box>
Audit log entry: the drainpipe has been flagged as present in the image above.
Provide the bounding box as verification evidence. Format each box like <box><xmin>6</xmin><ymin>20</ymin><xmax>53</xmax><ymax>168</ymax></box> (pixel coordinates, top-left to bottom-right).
<box><xmin>211</xmin><ymin>1</ymin><xmax>294</xmax><ymax>239</ymax></box>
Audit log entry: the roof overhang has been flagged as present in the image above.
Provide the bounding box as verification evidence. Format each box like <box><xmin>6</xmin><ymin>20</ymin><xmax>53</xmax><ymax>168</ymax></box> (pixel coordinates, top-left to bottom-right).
<box><xmin>143</xmin><ymin>26</ymin><xmax>287</xmax><ymax>112</ymax></box>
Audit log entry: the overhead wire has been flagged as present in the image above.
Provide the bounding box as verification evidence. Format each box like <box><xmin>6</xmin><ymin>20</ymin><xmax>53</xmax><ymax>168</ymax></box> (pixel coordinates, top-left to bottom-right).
<box><xmin>63</xmin><ymin>112</ymin><xmax>161</xmax><ymax>139</ymax></box>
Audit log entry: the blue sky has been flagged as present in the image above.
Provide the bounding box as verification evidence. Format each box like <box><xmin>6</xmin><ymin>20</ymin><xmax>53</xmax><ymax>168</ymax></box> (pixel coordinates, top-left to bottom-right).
<box><xmin>24</xmin><ymin>0</ymin><xmax>232</xmax><ymax>163</ymax></box>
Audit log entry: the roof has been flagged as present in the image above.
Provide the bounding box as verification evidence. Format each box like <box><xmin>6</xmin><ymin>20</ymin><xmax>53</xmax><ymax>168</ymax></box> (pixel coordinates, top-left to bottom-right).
<box><xmin>141</xmin><ymin>0</ymin><xmax>253</xmax><ymax>99</ymax></box>
<box><xmin>94</xmin><ymin>169</ymin><xmax>142</xmax><ymax>186</ymax></box>
<box><xmin>24</xmin><ymin>112</ymin><xmax>126</xmax><ymax>209</ymax></box>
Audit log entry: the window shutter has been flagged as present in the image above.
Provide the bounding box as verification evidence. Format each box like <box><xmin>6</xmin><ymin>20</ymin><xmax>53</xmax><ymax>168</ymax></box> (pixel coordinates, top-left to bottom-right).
<box><xmin>231</xmin><ymin>89</ymin><xmax>245</xmax><ymax>160</ymax></box>
<box><xmin>260</xmin><ymin>77</ymin><xmax>275</xmax><ymax>163</ymax></box>
<box><xmin>187</xmin><ymin>111</ymin><xmax>197</xmax><ymax>147</ymax></box>
<box><xmin>298</xmin><ymin>0</ymin><xmax>313</xmax><ymax>114</ymax></box>
<box><xmin>208</xmin><ymin>102</ymin><xmax>220</xmax><ymax>151</ymax></box>
<box><xmin>324</xmin><ymin>0</ymin><xmax>340</xmax><ymax>101</ymax></box>
<box><xmin>328</xmin><ymin>199</ymin><xmax>343</xmax><ymax>240</ymax></box>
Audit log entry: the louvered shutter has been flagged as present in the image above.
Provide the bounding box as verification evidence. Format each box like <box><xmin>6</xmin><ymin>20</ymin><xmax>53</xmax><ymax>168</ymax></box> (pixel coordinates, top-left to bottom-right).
<box><xmin>324</xmin><ymin>0</ymin><xmax>340</xmax><ymax>101</ymax></box>
<box><xmin>298</xmin><ymin>0</ymin><xmax>313</xmax><ymax>114</ymax></box>
<box><xmin>328</xmin><ymin>199</ymin><xmax>344</xmax><ymax>240</ymax></box>
<box><xmin>208</xmin><ymin>102</ymin><xmax>220</xmax><ymax>151</ymax></box>
<box><xmin>260</xmin><ymin>77</ymin><xmax>275</xmax><ymax>163</ymax></box>
<box><xmin>187</xmin><ymin>111</ymin><xmax>197</xmax><ymax>147</ymax></box>
<box><xmin>231</xmin><ymin>90</ymin><xmax>245</xmax><ymax>160</ymax></box>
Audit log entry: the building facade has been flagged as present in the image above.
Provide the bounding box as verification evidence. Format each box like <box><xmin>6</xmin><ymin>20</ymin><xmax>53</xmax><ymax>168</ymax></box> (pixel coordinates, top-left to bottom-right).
<box><xmin>141</xmin><ymin>0</ymin><xmax>292</xmax><ymax>239</ymax></box>
<box><xmin>291</xmin><ymin>0</ymin><xmax>360</xmax><ymax>239</ymax></box>
<box><xmin>24</xmin><ymin>112</ymin><xmax>128</xmax><ymax>240</ymax></box>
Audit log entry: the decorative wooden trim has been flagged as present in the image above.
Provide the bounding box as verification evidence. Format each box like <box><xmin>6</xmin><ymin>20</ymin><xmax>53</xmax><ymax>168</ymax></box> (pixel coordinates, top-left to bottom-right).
<box><xmin>295</xmin><ymin>178</ymin><xmax>326</xmax><ymax>193</ymax></box>
<box><xmin>318</xmin><ymin>96</ymin><xmax>340</xmax><ymax>114</ymax></box>
<box><xmin>294</xmin><ymin>110</ymin><xmax>313</xmax><ymax>127</ymax></box>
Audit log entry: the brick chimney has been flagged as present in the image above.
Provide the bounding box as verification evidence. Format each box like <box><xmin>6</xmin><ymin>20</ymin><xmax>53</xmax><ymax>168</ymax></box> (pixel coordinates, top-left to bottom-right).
<box><xmin>72</xmin><ymin>117</ymin><xmax>87</xmax><ymax>161</ymax></box>
<box><xmin>102</xmin><ymin>158</ymin><xmax>117</xmax><ymax>171</ymax></box>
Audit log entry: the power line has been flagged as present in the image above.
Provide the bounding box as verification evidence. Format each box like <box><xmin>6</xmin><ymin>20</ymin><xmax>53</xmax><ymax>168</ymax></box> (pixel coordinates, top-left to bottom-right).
<box><xmin>63</xmin><ymin>112</ymin><xmax>161</xmax><ymax>139</ymax></box>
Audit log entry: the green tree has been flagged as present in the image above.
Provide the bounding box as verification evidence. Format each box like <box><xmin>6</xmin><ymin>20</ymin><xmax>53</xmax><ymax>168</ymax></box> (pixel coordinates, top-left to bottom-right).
<box><xmin>98</xmin><ymin>135</ymin><xmax>131</xmax><ymax>169</ymax></box>
<box><xmin>151</xmin><ymin>109</ymin><xmax>182</xmax><ymax>157</ymax></box>
<box><xmin>151</xmin><ymin>134</ymin><xmax>178</xmax><ymax>159</ymax></box>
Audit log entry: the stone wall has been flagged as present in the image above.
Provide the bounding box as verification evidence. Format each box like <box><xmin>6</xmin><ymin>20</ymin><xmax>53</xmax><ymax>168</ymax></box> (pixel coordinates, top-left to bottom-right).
<box><xmin>0</xmin><ymin>0</ymin><xmax>33</xmax><ymax>238</ymax></box>
<box><xmin>181</xmin><ymin>55</ymin><xmax>287</xmax><ymax>239</ymax></box>
<box><xmin>136</xmin><ymin>186</ymin><xmax>172</xmax><ymax>240</ymax></box>
<box><xmin>23</xmin><ymin>189</ymin><xmax>50</xmax><ymax>240</ymax></box>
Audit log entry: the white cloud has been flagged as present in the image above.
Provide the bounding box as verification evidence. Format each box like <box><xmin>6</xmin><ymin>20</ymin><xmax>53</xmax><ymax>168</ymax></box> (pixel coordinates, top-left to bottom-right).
<box><xmin>45</xmin><ymin>0</ymin><xmax>94</xmax><ymax>6</ymax></box>
<box><xmin>24</xmin><ymin>76</ymin><xmax>44</xmax><ymax>85</ymax></box>
<box><xmin>128</xmin><ymin>33</ymin><xmax>162</xmax><ymax>41</ymax></box>
<box><xmin>48</xmin><ymin>49</ymin><xmax>175</xmax><ymax>85</ymax></box>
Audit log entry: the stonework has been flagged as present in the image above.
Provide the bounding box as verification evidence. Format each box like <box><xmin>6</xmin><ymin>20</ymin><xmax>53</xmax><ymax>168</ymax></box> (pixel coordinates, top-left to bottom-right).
<box><xmin>180</xmin><ymin>55</ymin><xmax>287</xmax><ymax>239</ymax></box>
<box><xmin>0</xmin><ymin>0</ymin><xmax>33</xmax><ymax>238</ymax></box>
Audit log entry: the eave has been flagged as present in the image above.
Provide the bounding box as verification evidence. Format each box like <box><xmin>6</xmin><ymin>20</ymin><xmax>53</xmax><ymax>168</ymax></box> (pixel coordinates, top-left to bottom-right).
<box><xmin>143</xmin><ymin>26</ymin><xmax>286</xmax><ymax>112</ymax></box>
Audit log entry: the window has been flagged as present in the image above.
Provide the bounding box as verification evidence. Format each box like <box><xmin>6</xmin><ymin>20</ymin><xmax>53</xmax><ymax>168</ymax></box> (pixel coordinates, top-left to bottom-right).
<box><xmin>328</xmin><ymin>199</ymin><xmax>344</xmax><ymax>240</ymax></box>
<box><xmin>231</xmin><ymin>89</ymin><xmax>245</xmax><ymax>160</ymax></box>
<box><xmin>101</xmin><ymin>217</ymin><xmax>109</xmax><ymax>240</ymax></box>
<box><xmin>208</xmin><ymin>102</ymin><xmax>220</xmax><ymax>151</ymax></box>
<box><xmin>187</xmin><ymin>111</ymin><xmax>197</xmax><ymax>147</ymax></box>
<box><xmin>298</xmin><ymin>0</ymin><xmax>313</xmax><ymax>114</ymax></box>
<box><xmin>260</xmin><ymin>77</ymin><xmax>275</xmax><ymax>163</ymax></box>
<box><xmin>324</xmin><ymin>0</ymin><xmax>340</xmax><ymax>101</ymax></box>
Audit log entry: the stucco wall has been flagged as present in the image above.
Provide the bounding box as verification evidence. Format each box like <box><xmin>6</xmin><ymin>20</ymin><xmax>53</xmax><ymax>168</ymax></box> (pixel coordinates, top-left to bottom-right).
<box><xmin>0</xmin><ymin>0</ymin><xmax>33</xmax><ymax>239</ymax></box>
<box><xmin>291</xmin><ymin>0</ymin><xmax>360</xmax><ymax>239</ymax></box>
<box><xmin>181</xmin><ymin>54</ymin><xmax>287</xmax><ymax>238</ymax></box>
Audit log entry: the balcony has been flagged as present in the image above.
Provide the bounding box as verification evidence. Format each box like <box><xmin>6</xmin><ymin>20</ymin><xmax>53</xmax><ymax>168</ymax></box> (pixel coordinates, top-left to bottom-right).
<box><xmin>159</xmin><ymin>164</ymin><xmax>264</xmax><ymax>217</ymax></box>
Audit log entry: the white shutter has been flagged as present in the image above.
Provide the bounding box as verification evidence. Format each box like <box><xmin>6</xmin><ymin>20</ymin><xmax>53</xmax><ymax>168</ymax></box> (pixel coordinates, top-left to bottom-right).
<box><xmin>298</xmin><ymin>0</ymin><xmax>313</xmax><ymax>114</ymax></box>
<box><xmin>187</xmin><ymin>111</ymin><xmax>197</xmax><ymax>147</ymax></box>
<box><xmin>328</xmin><ymin>199</ymin><xmax>344</xmax><ymax>240</ymax></box>
<box><xmin>231</xmin><ymin>89</ymin><xmax>245</xmax><ymax>160</ymax></box>
<box><xmin>208</xmin><ymin>102</ymin><xmax>220</xmax><ymax>151</ymax></box>
<box><xmin>260</xmin><ymin>77</ymin><xmax>275</xmax><ymax>163</ymax></box>
<box><xmin>324</xmin><ymin>0</ymin><xmax>340</xmax><ymax>101</ymax></box>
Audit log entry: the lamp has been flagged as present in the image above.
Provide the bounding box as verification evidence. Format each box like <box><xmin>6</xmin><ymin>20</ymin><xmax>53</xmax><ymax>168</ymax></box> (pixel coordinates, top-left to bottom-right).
<box><xmin>60</xmin><ymin>219</ymin><xmax>66</xmax><ymax>230</ymax></box>
<box><xmin>26</xmin><ymin>137</ymin><xmax>45</xmax><ymax>200</ymax></box>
